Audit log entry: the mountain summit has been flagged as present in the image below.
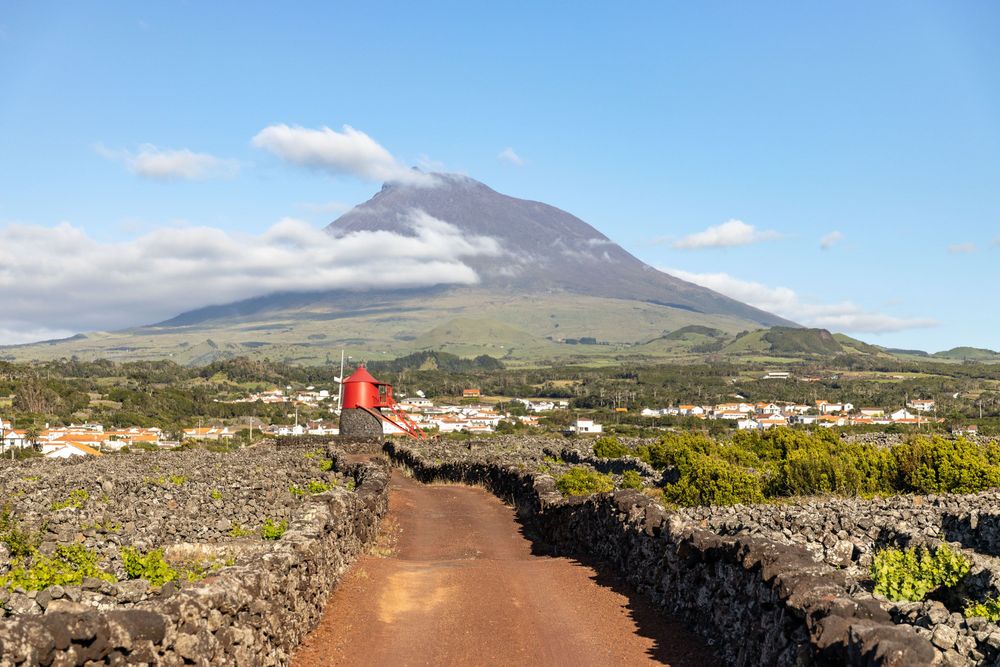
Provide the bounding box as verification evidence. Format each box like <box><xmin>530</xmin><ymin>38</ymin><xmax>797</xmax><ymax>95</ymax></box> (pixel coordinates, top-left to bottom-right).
<box><xmin>325</xmin><ymin>173</ymin><xmax>792</xmax><ymax>327</ymax></box>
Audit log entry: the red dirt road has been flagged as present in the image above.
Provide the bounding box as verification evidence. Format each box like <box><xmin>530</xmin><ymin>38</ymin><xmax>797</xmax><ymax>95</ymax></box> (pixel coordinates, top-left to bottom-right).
<box><xmin>292</xmin><ymin>469</ymin><xmax>719</xmax><ymax>666</ymax></box>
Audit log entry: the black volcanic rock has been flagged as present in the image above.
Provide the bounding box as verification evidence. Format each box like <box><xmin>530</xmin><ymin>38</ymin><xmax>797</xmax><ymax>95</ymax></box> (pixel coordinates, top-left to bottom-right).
<box><xmin>325</xmin><ymin>174</ymin><xmax>793</xmax><ymax>327</ymax></box>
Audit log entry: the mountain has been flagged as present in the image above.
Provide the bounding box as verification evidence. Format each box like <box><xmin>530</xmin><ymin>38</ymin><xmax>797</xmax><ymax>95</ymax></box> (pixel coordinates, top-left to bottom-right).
<box><xmin>324</xmin><ymin>174</ymin><xmax>792</xmax><ymax>327</ymax></box>
<box><xmin>2</xmin><ymin>174</ymin><xmax>797</xmax><ymax>365</ymax></box>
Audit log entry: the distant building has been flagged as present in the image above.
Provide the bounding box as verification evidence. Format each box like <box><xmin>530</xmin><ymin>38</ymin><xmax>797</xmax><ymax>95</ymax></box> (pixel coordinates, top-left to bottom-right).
<box><xmin>907</xmin><ymin>399</ymin><xmax>935</xmax><ymax>413</ymax></box>
<box><xmin>44</xmin><ymin>442</ymin><xmax>102</xmax><ymax>459</ymax></box>
<box><xmin>462</xmin><ymin>388</ymin><xmax>482</xmax><ymax>398</ymax></box>
<box><xmin>183</xmin><ymin>427</ymin><xmax>237</xmax><ymax>441</ymax></box>
<box><xmin>762</xmin><ymin>371</ymin><xmax>791</xmax><ymax>380</ymax></box>
<box><xmin>568</xmin><ymin>419</ymin><xmax>603</xmax><ymax>434</ymax></box>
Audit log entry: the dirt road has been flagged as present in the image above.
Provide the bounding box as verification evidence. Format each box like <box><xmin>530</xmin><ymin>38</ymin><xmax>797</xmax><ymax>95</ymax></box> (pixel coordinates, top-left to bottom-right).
<box><xmin>292</xmin><ymin>469</ymin><xmax>719</xmax><ymax>666</ymax></box>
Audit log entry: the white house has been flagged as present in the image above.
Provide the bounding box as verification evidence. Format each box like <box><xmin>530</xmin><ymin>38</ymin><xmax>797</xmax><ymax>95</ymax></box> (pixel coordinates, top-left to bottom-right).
<box><xmin>569</xmin><ymin>419</ymin><xmax>603</xmax><ymax>434</ymax></box>
<box><xmin>44</xmin><ymin>441</ymin><xmax>102</xmax><ymax>459</ymax></box>
<box><xmin>907</xmin><ymin>399</ymin><xmax>935</xmax><ymax>413</ymax></box>
<box><xmin>890</xmin><ymin>409</ymin><xmax>916</xmax><ymax>422</ymax></box>
<box><xmin>737</xmin><ymin>419</ymin><xmax>759</xmax><ymax>430</ymax></box>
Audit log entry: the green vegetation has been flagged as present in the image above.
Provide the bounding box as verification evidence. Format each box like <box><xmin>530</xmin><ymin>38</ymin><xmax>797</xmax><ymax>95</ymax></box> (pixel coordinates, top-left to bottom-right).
<box><xmin>260</xmin><ymin>518</ymin><xmax>287</xmax><ymax>540</ymax></box>
<box><xmin>306</xmin><ymin>480</ymin><xmax>334</xmax><ymax>494</ymax></box>
<box><xmin>228</xmin><ymin>523</ymin><xmax>253</xmax><ymax>538</ymax></box>
<box><xmin>0</xmin><ymin>507</ymin><xmax>38</xmax><ymax>558</ymax></box>
<box><xmin>620</xmin><ymin>470</ymin><xmax>643</xmax><ymax>490</ymax></box>
<box><xmin>0</xmin><ymin>544</ymin><xmax>115</xmax><ymax>591</ymax></box>
<box><xmin>592</xmin><ymin>436</ymin><xmax>630</xmax><ymax>459</ymax></box>
<box><xmin>169</xmin><ymin>475</ymin><xmax>187</xmax><ymax>486</ymax></box>
<box><xmin>965</xmin><ymin>596</ymin><xmax>1000</xmax><ymax>621</ymax></box>
<box><xmin>51</xmin><ymin>489</ymin><xmax>89</xmax><ymax>510</ymax></box>
<box><xmin>121</xmin><ymin>546</ymin><xmax>226</xmax><ymax>586</ymax></box>
<box><xmin>81</xmin><ymin>520</ymin><xmax>121</xmax><ymax>533</ymax></box>
<box><xmin>318</xmin><ymin>459</ymin><xmax>334</xmax><ymax>472</ymax></box>
<box><xmin>291</xmin><ymin>480</ymin><xmax>335</xmax><ymax>495</ymax></box>
<box><xmin>121</xmin><ymin>547</ymin><xmax>178</xmax><ymax>586</ymax></box>
<box><xmin>210</xmin><ymin>489</ymin><xmax>223</xmax><ymax>501</ymax></box>
<box><xmin>871</xmin><ymin>544</ymin><xmax>970</xmax><ymax>602</ymax></box>
<box><xmin>555</xmin><ymin>468</ymin><xmax>614</xmax><ymax>496</ymax></box>
<box><xmin>591</xmin><ymin>429</ymin><xmax>1000</xmax><ymax>506</ymax></box>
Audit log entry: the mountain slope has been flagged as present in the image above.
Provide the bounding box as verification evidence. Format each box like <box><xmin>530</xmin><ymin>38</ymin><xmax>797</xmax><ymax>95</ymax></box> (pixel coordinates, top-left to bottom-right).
<box><xmin>324</xmin><ymin>173</ymin><xmax>793</xmax><ymax>327</ymax></box>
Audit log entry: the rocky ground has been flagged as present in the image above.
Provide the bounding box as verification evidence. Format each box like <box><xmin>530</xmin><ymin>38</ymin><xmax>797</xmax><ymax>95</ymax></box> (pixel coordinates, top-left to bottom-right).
<box><xmin>0</xmin><ymin>445</ymin><xmax>354</xmax><ymax>617</ymax></box>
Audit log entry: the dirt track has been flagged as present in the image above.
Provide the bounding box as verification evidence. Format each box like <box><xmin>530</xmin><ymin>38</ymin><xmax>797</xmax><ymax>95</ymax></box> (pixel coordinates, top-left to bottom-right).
<box><xmin>292</xmin><ymin>468</ymin><xmax>719</xmax><ymax>666</ymax></box>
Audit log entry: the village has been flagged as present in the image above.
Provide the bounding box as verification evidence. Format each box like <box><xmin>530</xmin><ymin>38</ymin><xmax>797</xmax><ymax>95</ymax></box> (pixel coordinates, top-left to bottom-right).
<box><xmin>640</xmin><ymin>397</ymin><xmax>956</xmax><ymax>431</ymax></box>
<box><xmin>0</xmin><ymin>375</ymin><xmax>965</xmax><ymax>462</ymax></box>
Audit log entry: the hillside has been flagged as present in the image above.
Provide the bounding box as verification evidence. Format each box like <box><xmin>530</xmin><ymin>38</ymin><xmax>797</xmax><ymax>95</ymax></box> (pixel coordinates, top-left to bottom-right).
<box><xmin>933</xmin><ymin>346</ymin><xmax>1000</xmax><ymax>361</ymax></box>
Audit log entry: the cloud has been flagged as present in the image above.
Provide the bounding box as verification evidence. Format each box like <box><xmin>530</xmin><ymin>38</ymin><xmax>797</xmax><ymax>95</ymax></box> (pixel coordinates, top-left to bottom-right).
<box><xmin>672</xmin><ymin>219</ymin><xmax>781</xmax><ymax>249</ymax></box>
<box><xmin>667</xmin><ymin>268</ymin><xmax>938</xmax><ymax>334</ymax></box>
<box><xmin>948</xmin><ymin>242</ymin><xmax>977</xmax><ymax>254</ymax></box>
<box><xmin>497</xmin><ymin>147</ymin><xmax>524</xmax><ymax>166</ymax></box>
<box><xmin>820</xmin><ymin>231</ymin><xmax>844</xmax><ymax>250</ymax></box>
<box><xmin>96</xmin><ymin>144</ymin><xmax>239</xmax><ymax>181</ymax></box>
<box><xmin>0</xmin><ymin>211</ymin><xmax>504</xmax><ymax>345</ymax></box>
<box><xmin>252</xmin><ymin>124</ymin><xmax>436</xmax><ymax>186</ymax></box>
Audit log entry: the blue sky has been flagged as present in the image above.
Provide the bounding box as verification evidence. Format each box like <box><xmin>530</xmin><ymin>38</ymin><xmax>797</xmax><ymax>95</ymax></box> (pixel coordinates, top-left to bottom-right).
<box><xmin>1</xmin><ymin>1</ymin><xmax>998</xmax><ymax>351</ymax></box>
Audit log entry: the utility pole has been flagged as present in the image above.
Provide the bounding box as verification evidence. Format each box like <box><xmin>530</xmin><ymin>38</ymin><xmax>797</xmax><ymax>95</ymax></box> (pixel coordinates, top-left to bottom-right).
<box><xmin>337</xmin><ymin>349</ymin><xmax>346</xmax><ymax>412</ymax></box>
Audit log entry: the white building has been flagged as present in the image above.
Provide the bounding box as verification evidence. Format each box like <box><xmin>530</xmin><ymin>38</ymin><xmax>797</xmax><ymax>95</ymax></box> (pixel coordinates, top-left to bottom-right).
<box><xmin>908</xmin><ymin>399</ymin><xmax>935</xmax><ymax>413</ymax></box>
<box><xmin>569</xmin><ymin>419</ymin><xmax>603</xmax><ymax>434</ymax></box>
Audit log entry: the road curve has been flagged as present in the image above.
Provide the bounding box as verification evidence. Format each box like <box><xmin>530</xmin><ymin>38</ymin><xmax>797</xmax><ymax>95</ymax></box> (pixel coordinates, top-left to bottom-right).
<box><xmin>292</xmin><ymin>468</ymin><xmax>720</xmax><ymax>667</ymax></box>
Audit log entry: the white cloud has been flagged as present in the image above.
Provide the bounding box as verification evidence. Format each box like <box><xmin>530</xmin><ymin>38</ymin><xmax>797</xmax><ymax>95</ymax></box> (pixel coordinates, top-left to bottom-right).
<box><xmin>672</xmin><ymin>219</ymin><xmax>781</xmax><ymax>249</ymax></box>
<box><xmin>252</xmin><ymin>124</ymin><xmax>436</xmax><ymax>186</ymax></box>
<box><xmin>667</xmin><ymin>268</ymin><xmax>938</xmax><ymax>334</ymax></box>
<box><xmin>0</xmin><ymin>211</ymin><xmax>504</xmax><ymax>345</ymax></box>
<box><xmin>96</xmin><ymin>144</ymin><xmax>239</xmax><ymax>181</ymax></box>
<box><xmin>948</xmin><ymin>242</ymin><xmax>977</xmax><ymax>254</ymax></box>
<box><xmin>497</xmin><ymin>147</ymin><xmax>524</xmax><ymax>166</ymax></box>
<box><xmin>820</xmin><ymin>230</ymin><xmax>844</xmax><ymax>250</ymax></box>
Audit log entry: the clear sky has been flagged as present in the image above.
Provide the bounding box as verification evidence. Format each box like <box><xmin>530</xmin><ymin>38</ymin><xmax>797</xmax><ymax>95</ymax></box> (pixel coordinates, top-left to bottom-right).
<box><xmin>1</xmin><ymin>1</ymin><xmax>998</xmax><ymax>351</ymax></box>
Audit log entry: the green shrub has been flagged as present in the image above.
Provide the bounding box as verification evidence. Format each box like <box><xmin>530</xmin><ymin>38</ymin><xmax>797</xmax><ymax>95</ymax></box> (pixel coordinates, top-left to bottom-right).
<box><xmin>965</xmin><ymin>596</ymin><xmax>1000</xmax><ymax>621</ymax></box>
<box><xmin>0</xmin><ymin>544</ymin><xmax>115</xmax><ymax>590</ymax></box>
<box><xmin>662</xmin><ymin>451</ymin><xmax>765</xmax><ymax>506</ymax></box>
<box><xmin>0</xmin><ymin>506</ymin><xmax>38</xmax><ymax>558</ymax></box>
<box><xmin>169</xmin><ymin>475</ymin><xmax>187</xmax><ymax>486</ymax></box>
<box><xmin>871</xmin><ymin>544</ymin><xmax>970</xmax><ymax>601</ymax></box>
<box><xmin>51</xmin><ymin>489</ymin><xmax>89</xmax><ymax>510</ymax></box>
<box><xmin>288</xmin><ymin>484</ymin><xmax>305</xmax><ymax>496</ymax></box>
<box><xmin>620</xmin><ymin>470</ymin><xmax>644</xmax><ymax>490</ymax></box>
<box><xmin>555</xmin><ymin>468</ymin><xmax>614</xmax><ymax>496</ymax></box>
<box><xmin>121</xmin><ymin>546</ymin><xmax>221</xmax><ymax>585</ymax></box>
<box><xmin>593</xmin><ymin>436</ymin><xmax>630</xmax><ymax>459</ymax></box>
<box><xmin>121</xmin><ymin>547</ymin><xmax>178</xmax><ymax>586</ymax></box>
<box><xmin>306</xmin><ymin>480</ymin><xmax>333</xmax><ymax>494</ymax></box>
<box><xmin>228</xmin><ymin>523</ymin><xmax>253</xmax><ymax>538</ymax></box>
<box><xmin>210</xmin><ymin>489</ymin><xmax>223</xmax><ymax>501</ymax></box>
<box><xmin>319</xmin><ymin>459</ymin><xmax>334</xmax><ymax>472</ymax></box>
<box><xmin>896</xmin><ymin>437</ymin><xmax>1000</xmax><ymax>494</ymax></box>
<box><xmin>261</xmin><ymin>518</ymin><xmax>287</xmax><ymax>540</ymax></box>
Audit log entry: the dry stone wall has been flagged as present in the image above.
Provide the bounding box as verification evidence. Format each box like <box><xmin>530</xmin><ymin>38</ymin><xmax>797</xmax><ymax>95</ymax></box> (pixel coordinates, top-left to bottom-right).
<box><xmin>0</xmin><ymin>443</ymin><xmax>389</xmax><ymax>665</ymax></box>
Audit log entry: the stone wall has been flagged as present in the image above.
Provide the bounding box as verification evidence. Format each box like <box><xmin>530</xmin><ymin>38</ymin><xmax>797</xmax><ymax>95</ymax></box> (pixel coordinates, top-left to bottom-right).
<box><xmin>0</xmin><ymin>443</ymin><xmax>390</xmax><ymax>665</ymax></box>
<box><xmin>385</xmin><ymin>440</ymin><xmax>937</xmax><ymax>666</ymax></box>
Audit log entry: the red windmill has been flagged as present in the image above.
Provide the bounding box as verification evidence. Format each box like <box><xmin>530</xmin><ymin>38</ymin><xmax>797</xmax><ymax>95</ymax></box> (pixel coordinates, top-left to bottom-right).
<box><xmin>339</xmin><ymin>366</ymin><xmax>425</xmax><ymax>439</ymax></box>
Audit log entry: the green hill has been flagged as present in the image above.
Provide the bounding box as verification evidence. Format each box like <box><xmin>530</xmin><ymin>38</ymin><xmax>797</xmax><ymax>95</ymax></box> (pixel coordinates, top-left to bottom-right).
<box><xmin>933</xmin><ymin>346</ymin><xmax>1000</xmax><ymax>361</ymax></box>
